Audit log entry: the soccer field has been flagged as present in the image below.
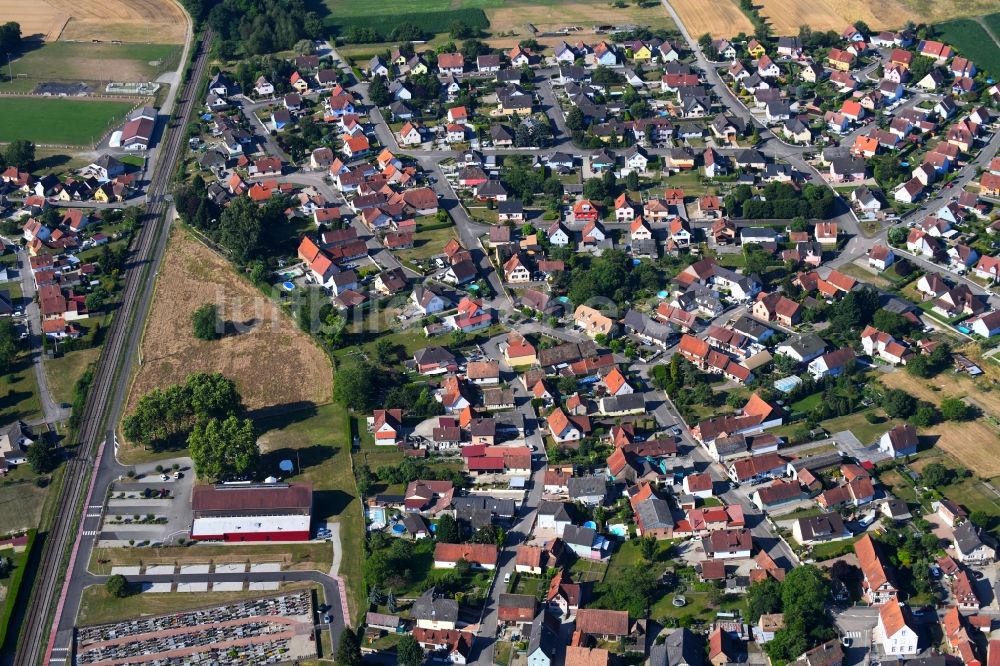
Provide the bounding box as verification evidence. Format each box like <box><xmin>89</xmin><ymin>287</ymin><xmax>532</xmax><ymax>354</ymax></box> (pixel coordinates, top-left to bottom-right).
<box><xmin>0</xmin><ymin>98</ymin><xmax>134</xmax><ymax>145</ymax></box>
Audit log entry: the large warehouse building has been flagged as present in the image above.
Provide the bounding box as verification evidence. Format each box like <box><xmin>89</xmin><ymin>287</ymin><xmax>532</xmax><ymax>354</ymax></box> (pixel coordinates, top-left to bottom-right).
<box><xmin>190</xmin><ymin>482</ymin><xmax>313</xmax><ymax>542</ymax></box>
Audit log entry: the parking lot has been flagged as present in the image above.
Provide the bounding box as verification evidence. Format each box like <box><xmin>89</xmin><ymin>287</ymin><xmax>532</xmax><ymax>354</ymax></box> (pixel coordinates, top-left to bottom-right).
<box><xmin>97</xmin><ymin>457</ymin><xmax>194</xmax><ymax>546</ymax></box>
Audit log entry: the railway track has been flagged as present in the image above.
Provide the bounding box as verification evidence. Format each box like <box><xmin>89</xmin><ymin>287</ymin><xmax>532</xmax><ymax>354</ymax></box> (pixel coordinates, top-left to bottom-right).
<box><xmin>12</xmin><ymin>31</ymin><xmax>214</xmax><ymax>666</ymax></box>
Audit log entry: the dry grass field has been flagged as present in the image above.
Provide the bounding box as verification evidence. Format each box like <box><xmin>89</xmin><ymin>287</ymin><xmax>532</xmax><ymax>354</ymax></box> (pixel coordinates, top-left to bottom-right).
<box><xmin>880</xmin><ymin>370</ymin><xmax>1000</xmax><ymax>476</ymax></box>
<box><xmin>668</xmin><ymin>0</ymin><xmax>754</xmax><ymax>38</ymax></box>
<box><xmin>1</xmin><ymin>0</ymin><xmax>187</xmax><ymax>44</ymax></box>
<box><xmin>881</xmin><ymin>370</ymin><xmax>1000</xmax><ymax>416</ymax></box>
<box><xmin>126</xmin><ymin>228</ymin><xmax>332</xmax><ymax>418</ymax></box>
<box><xmin>485</xmin><ymin>0</ymin><xmax>677</xmax><ymax>48</ymax></box>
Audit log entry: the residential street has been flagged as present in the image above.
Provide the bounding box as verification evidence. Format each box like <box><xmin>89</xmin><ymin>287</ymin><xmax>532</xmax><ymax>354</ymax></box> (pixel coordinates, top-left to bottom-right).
<box><xmin>6</xmin><ymin>241</ymin><xmax>69</xmax><ymax>425</ymax></box>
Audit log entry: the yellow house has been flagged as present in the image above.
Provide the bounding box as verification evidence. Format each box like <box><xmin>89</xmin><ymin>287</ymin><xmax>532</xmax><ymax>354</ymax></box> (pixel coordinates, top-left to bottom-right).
<box><xmin>92</xmin><ymin>186</ymin><xmax>111</xmax><ymax>203</ymax></box>
<box><xmin>747</xmin><ymin>39</ymin><xmax>766</xmax><ymax>59</ymax></box>
<box><xmin>409</xmin><ymin>61</ymin><xmax>428</xmax><ymax>76</ymax></box>
<box><xmin>826</xmin><ymin>48</ymin><xmax>854</xmax><ymax>72</ymax></box>
<box><xmin>498</xmin><ymin>96</ymin><xmax>533</xmax><ymax>116</ymax></box>
<box><xmin>503</xmin><ymin>331</ymin><xmax>537</xmax><ymax>367</ymax></box>
<box><xmin>632</xmin><ymin>44</ymin><xmax>653</xmax><ymax>61</ymax></box>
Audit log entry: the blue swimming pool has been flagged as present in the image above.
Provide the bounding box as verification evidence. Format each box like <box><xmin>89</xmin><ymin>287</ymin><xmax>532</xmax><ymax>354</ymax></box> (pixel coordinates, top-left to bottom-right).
<box><xmin>609</xmin><ymin>524</ymin><xmax>627</xmax><ymax>537</ymax></box>
<box><xmin>392</xmin><ymin>524</ymin><xmax>406</xmax><ymax>534</ymax></box>
<box><xmin>368</xmin><ymin>507</ymin><xmax>387</xmax><ymax>530</ymax></box>
<box><xmin>282</xmin><ymin>281</ymin><xmax>295</xmax><ymax>291</ymax></box>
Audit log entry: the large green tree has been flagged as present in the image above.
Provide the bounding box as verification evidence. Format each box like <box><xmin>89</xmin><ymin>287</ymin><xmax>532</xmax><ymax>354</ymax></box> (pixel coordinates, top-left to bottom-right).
<box><xmin>336</xmin><ymin>627</ymin><xmax>362</xmax><ymax>666</ymax></box>
<box><xmin>332</xmin><ymin>361</ymin><xmax>381</xmax><ymax>411</ymax></box>
<box><xmin>27</xmin><ymin>438</ymin><xmax>60</xmax><ymax>474</ymax></box>
<box><xmin>218</xmin><ymin>196</ymin><xmax>264</xmax><ymax>264</ymax></box>
<box><xmin>106</xmin><ymin>574</ymin><xmax>130</xmax><ymax>598</ymax></box>
<box><xmin>4</xmin><ymin>140</ymin><xmax>33</xmax><ymax>169</ymax></box>
<box><xmin>396</xmin><ymin>634</ymin><xmax>424</xmax><ymax>666</ymax></box>
<box><xmin>187</xmin><ymin>415</ymin><xmax>258</xmax><ymax>482</ymax></box>
<box><xmin>436</xmin><ymin>514</ymin><xmax>461</xmax><ymax>544</ymax></box>
<box><xmin>747</xmin><ymin>578</ymin><xmax>782</xmax><ymax>623</ymax></box>
<box><xmin>0</xmin><ymin>22</ymin><xmax>21</xmax><ymax>56</ymax></box>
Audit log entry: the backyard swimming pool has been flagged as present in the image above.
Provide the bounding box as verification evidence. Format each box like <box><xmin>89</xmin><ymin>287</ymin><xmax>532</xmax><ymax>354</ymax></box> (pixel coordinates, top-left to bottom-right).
<box><xmin>367</xmin><ymin>507</ymin><xmax>387</xmax><ymax>530</ymax></box>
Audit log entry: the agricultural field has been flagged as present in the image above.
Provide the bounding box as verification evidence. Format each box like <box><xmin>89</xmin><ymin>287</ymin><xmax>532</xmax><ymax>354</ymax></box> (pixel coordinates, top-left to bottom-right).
<box><xmin>5</xmin><ymin>42</ymin><xmax>181</xmax><ymax>87</ymax></box>
<box><xmin>669</xmin><ymin>0</ymin><xmax>753</xmax><ymax>39</ymax></box>
<box><xmin>755</xmin><ymin>0</ymin><xmax>914</xmax><ymax>35</ymax></box>
<box><xmin>0</xmin><ymin>0</ymin><xmax>188</xmax><ymax>44</ymax></box>
<box><xmin>123</xmin><ymin>228</ymin><xmax>333</xmax><ymax>459</ymax></box>
<box><xmin>880</xmin><ymin>370</ymin><xmax>1000</xmax><ymax>477</ymax></box>
<box><xmin>324</xmin><ymin>0</ymin><xmax>491</xmax><ymax>34</ymax></box>
<box><xmin>0</xmin><ymin>97</ymin><xmax>133</xmax><ymax>145</ymax></box>
<box><xmin>484</xmin><ymin>0</ymin><xmax>677</xmax><ymax>48</ymax></box>
<box><xmin>935</xmin><ymin>17</ymin><xmax>1000</xmax><ymax>76</ymax></box>
<box><xmin>328</xmin><ymin>0</ymin><xmax>676</xmax><ymax>50</ymax></box>
<box><xmin>986</xmin><ymin>12</ymin><xmax>1000</xmax><ymax>43</ymax></box>
<box><xmin>0</xmin><ymin>0</ymin><xmax>66</xmax><ymax>41</ymax></box>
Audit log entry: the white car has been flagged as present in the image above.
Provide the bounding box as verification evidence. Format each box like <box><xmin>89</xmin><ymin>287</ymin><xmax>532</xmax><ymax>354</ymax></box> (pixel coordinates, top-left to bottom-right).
<box><xmin>503</xmin><ymin>572</ymin><xmax>511</xmax><ymax>584</ymax></box>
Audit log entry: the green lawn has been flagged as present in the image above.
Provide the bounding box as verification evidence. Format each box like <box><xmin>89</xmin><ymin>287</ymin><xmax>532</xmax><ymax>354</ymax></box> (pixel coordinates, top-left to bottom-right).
<box><xmin>820</xmin><ymin>409</ymin><xmax>900</xmax><ymax>447</ymax></box>
<box><xmin>0</xmin><ymin>477</ymin><xmax>47</xmax><ymax>535</ymax></box>
<box><xmin>3</xmin><ymin>42</ymin><xmax>180</xmax><ymax>85</ymax></box>
<box><xmin>255</xmin><ymin>403</ymin><xmax>366</xmax><ymax>622</ymax></box>
<box><xmin>775</xmin><ymin>506</ymin><xmax>826</xmax><ymax>521</ymax></box>
<box><xmin>393</xmin><ymin>224</ymin><xmax>458</xmax><ymax>267</ymax></box>
<box><xmin>351</xmin><ymin>414</ymin><xmax>404</xmax><ymax>474</ymax></box>
<box><xmin>0</xmin><ymin>98</ymin><xmax>134</xmax><ymax>145</ymax></box>
<box><xmin>878</xmin><ymin>468</ymin><xmax>919</xmax><ymax>505</ymax></box>
<box><xmin>935</xmin><ymin>18</ymin><xmax>1000</xmax><ymax>77</ymax></box>
<box><xmin>0</xmin><ymin>358</ymin><xmax>42</xmax><ymax>423</ymax></box>
<box><xmin>809</xmin><ymin>536</ymin><xmax>860</xmax><ymax>561</ymax></box>
<box><xmin>44</xmin><ymin>347</ymin><xmax>101</xmax><ymax>407</ymax></box>
<box><xmin>791</xmin><ymin>391</ymin><xmax>823</xmax><ymax>414</ymax></box>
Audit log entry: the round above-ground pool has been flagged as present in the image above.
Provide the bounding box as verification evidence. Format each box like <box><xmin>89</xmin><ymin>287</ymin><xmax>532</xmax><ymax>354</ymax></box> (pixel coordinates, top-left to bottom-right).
<box><xmin>657</xmin><ymin>290</ymin><xmax>669</xmax><ymax>299</ymax></box>
<box><xmin>282</xmin><ymin>281</ymin><xmax>295</xmax><ymax>291</ymax></box>
<box><xmin>392</xmin><ymin>523</ymin><xmax>406</xmax><ymax>534</ymax></box>
<box><xmin>583</xmin><ymin>521</ymin><xmax>597</xmax><ymax>530</ymax></box>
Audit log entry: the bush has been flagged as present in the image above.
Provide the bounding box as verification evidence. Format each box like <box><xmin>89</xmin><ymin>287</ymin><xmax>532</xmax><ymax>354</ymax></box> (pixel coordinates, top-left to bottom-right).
<box><xmin>106</xmin><ymin>574</ymin><xmax>130</xmax><ymax>598</ymax></box>
<box><xmin>191</xmin><ymin>303</ymin><xmax>221</xmax><ymax>341</ymax></box>
<box><xmin>940</xmin><ymin>397</ymin><xmax>973</xmax><ymax>421</ymax></box>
